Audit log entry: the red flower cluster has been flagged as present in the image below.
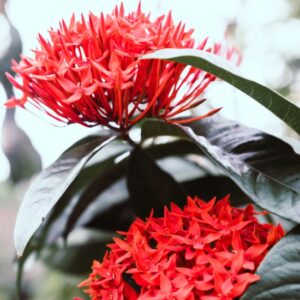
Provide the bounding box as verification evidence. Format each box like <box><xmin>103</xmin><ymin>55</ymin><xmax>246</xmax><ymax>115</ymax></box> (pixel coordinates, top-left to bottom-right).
<box><xmin>78</xmin><ymin>196</ymin><xmax>284</xmax><ymax>300</ymax></box>
<box><xmin>6</xmin><ymin>4</ymin><xmax>238</xmax><ymax>130</ymax></box>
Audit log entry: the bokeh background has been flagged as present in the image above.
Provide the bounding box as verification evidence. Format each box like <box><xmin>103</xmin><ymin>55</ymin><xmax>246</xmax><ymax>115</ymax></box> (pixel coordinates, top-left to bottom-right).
<box><xmin>1</xmin><ymin>0</ymin><xmax>300</xmax><ymax>299</ymax></box>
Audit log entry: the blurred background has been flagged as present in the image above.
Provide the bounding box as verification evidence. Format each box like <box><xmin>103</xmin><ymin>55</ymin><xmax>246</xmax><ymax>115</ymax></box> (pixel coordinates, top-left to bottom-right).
<box><xmin>1</xmin><ymin>0</ymin><xmax>300</xmax><ymax>299</ymax></box>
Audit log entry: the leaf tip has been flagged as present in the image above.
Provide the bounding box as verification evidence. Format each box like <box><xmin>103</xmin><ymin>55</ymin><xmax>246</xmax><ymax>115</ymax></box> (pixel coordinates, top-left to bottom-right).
<box><xmin>16</xmin><ymin>253</ymin><xmax>23</xmax><ymax>259</ymax></box>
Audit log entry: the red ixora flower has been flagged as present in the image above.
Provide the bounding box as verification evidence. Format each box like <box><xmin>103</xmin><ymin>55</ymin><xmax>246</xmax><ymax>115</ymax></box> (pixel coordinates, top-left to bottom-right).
<box><xmin>6</xmin><ymin>3</ymin><xmax>239</xmax><ymax>130</ymax></box>
<box><xmin>78</xmin><ymin>196</ymin><xmax>284</xmax><ymax>300</ymax></box>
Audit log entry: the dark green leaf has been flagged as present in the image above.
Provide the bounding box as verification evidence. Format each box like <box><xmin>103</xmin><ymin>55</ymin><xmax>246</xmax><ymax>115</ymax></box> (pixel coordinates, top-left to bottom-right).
<box><xmin>77</xmin><ymin>157</ymin><xmax>212</xmax><ymax>232</ymax></box>
<box><xmin>36</xmin><ymin>140</ymin><xmax>203</xmax><ymax>249</ymax></box>
<box><xmin>15</xmin><ymin>138</ymin><xmax>212</xmax><ymax>290</ymax></box>
<box><xmin>63</xmin><ymin>159</ymin><xmax>127</xmax><ymax>238</ymax></box>
<box><xmin>84</xmin><ymin>190</ymin><xmax>133</xmax><ymax>232</ymax></box>
<box><xmin>158</xmin><ymin>156</ymin><xmax>207</xmax><ymax>182</ymax></box>
<box><xmin>142</xmin><ymin>118</ymin><xmax>186</xmax><ymax>141</ymax></box>
<box><xmin>14</xmin><ymin>133</ymin><xmax>116</xmax><ymax>257</ymax></box>
<box><xmin>41</xmin><ymin>229</ymin><xmax>115</xmax><ymax>275</ymax></box>
<box><xmin>142</xmin><ymin>49</ymin><xmax>300</xmax><ymax>135</ymax></box>
<box><xmin>83</xmin><ymin>139</ymin><xmax>131</xmax><ymax>173</ymax></box>
<box><xmin>127</xmin><ymin>147</ymin><xmax>187</xmax><ymax>217</ymax></box>
<box><xmin>182</xmin><ymin>175</ymin><xmax>249</xmax><ymax>207</ymax></box>
<box><xmin>64</xmin><ymin>154</ymin><xmax>205</xmax><ymax>235</ymax></box>
<box><xmin>241</xmin><ymin>225</ymin><xmax>300</xmax><ymax>300</ymax></box>
<box><xmin>60</xmin><ymin>141</ymin><xmax>205</xmax><ymax>238</ymax></box>
<box><xmin>144</xmin><ymin>139</ymin><xmax>202</xmax><ymax>158</ymax></box>
<box><xmin>35</xmin><ymin>139</ymin><xmax>132</xmax><ymax>246</ymax></box>
<box><xmin>141</xmin><ymin>117</ymin><xmax>300</xmax><ymax>223</ymax></box>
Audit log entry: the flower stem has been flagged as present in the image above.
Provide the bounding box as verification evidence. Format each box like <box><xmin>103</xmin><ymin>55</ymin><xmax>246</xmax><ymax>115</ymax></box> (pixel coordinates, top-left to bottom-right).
<box><xmin>121</xmin><ymin>131</ymin><xmax>138</xmax><ymax>147</ymax></box>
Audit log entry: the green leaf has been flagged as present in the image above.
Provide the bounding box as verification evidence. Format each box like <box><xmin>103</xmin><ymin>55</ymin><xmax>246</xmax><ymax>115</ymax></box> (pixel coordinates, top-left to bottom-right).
<box><xmin>83</xmin><ymin>189</ymin><xmax>133</xmax><ymax>232</ymax></box>
<box><xmin>36</xmin><ymin>140</ymin><xmax>132</xmax><ymax>246</ymax></box>
<box><xmin>60</xmin><ymin>141</ymin><xmax>204</xmax><ymax>237</ymax></box>
<box><xmin>14</xmin><ymin>133</ymin><xmax>116</xmax><ymax>257</ymax></box>
<box><xmin>182</xmin><ymin>175</ymin><xmax>250</xmax><ymax>207</ymax></box>
<box><xmin>82</xmin><ymin>157</ymin><xmax>210</xmax><ymax>232</ymax></box>
<box><xmin>142</xmin><ymin>49</ymin><xmax>300</xmax><ymax>135</ymax></box>
<box><xmin>63</xmin><ymin>159</ymin><xmax>127</xmax><ymax>238</ymax></box>
<box><xmin>241</xmin><ymin>225</ymin><xmax>300</xmax><ymax>300</ymax></box>
<box><xmin>144</xmin><ymin>139</ymin><xmax>202</xmax><ymax>158</ymax></box>
<box><xmin>127</xmin><ymin>147</ymin><xmax>187</xmax><ymax>217</ymax></box>
<box><xmin>36</xmin><ymin>140</ymin><xmax>203</xmax><ymax>249</ymax></box>
<box><xmin>70</xmin><ymin>156</ymin><xmax>213</xmax><ymax>233</ymax></box>
<box><xmin>15</xmin><ymin>140</ymin><xmax>125</xmax><ymax>291</ymax></box>
<box><xmin>15</xmin><ymin>138</ymin><xmax>211</xmax><ymax>291</ymax></box>
<box><xmin>141</xmin><ymin>117</ymin><xmax>300</xmax><ymax>223</ymax></box>
<box><xmin>41</xmin><ymin>229</ymin><xmax>115</xmax><ymax>275</ymax></box>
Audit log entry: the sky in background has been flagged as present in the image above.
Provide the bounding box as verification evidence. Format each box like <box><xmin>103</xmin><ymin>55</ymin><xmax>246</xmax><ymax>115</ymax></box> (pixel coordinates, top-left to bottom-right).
<box><xmin>0</xmin><ymin>0</ymin><xmax>299</xmax><ymax>180</ymax></box>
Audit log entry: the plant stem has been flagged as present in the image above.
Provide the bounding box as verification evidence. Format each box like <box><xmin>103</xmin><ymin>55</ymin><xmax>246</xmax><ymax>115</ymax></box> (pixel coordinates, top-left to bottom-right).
<box><xmin>121</xmin><ymin>131</ymin><xmax>138</xmax><ymax>147</ymax></box>
<box><xmin>105</xmin><ymin>123</ymin><xmax>138</xmax><ymax>147</ymax></box>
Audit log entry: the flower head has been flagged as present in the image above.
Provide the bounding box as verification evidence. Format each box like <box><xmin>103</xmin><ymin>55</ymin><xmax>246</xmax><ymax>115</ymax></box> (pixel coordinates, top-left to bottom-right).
<box><xmin>79</xmin><ymin>196</ymin><xmax>284</xmax><ymax>299</ymax></box>
<box><xmin>6</xmin><ymin>4</ymin><xmax>238</xmax><ymax>130</ymax></box>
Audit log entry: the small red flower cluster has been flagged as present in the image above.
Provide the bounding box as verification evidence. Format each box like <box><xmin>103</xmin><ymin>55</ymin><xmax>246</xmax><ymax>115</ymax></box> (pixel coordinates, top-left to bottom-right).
<box><xmin>6</xmin><ymin>4</ymin><xmax>238</xmax><ymax>130</ymax></box>
<box><xmin>78</xmin><ymin>196</ymin><xmax>284</xmax><ymax>300</ymax></box>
